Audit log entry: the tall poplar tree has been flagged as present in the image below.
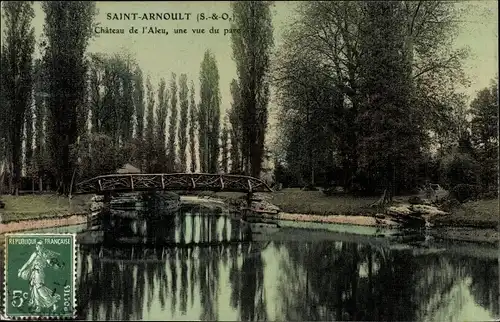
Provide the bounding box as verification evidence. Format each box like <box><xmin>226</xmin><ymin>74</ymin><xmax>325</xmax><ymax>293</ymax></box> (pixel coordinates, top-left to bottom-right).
<box><xmin>33</xmin><ymin>58</ymin><xmax>48</xmax><ymax>191</ymax></box>
<box><xmin>144</xmin><ymin>76</ymin><xmax>156</xmax><ymax>172</ymax></box>
<box><xmin>42</xmin><ymin>1</ymin><xmax>96</xmax><ymax>194</ymax></box>
<box><xmin>167</xmin><ymin>73</ymin><xmax>178</xmax><ymax>171</ymax></box>
<box><xmin>198</xmin><ymin>50</ymin><xmax>221</xmax><ymax>173</ymax></box>
<box><xmin>228</xmin><ymin>79</ymin><xmax>243</xmax><ymax>172</ymax></box>
<box><xmin>156</xmin><ymin>78</ymin><xmax>168</xmax><ymax>171</ymax></box>
<box><xmin>188</xmin><ymin>81</ymin><xmax>197</xmax><ymax>173</ymax></box>
<box><xmin>357</xmin><ymin>1</ymin><xmax>419</xmax><ymax>202</ymax></box>
<box><xmin>133</xmin><ymin>66</ymin><xmax>145</xmax><ymax>140</ymax></box>
<box><xmin>220</xmin><ymin>120</ymin><xmax>229</xmax><ymax>173</ymax></box>
<box><xmin>230</xmin><ymin>1</ymin><xmax>274</xmax><ymax>177</ymax></box>
<box><xmin>1</xmin><ymin>1</ymin><xmax>36</xmax><ymax>194</ymax></box>
<box><xmin>178</xmin><ymin>74</ymin><xmax>189</xmax><ymax>172</ymax></box>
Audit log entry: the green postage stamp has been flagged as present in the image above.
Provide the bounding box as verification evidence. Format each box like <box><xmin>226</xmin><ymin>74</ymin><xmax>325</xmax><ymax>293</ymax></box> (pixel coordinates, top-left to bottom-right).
<box><xmin>3</xmin><ymin>233</ymin><xmax>77</xmax><ymax>319</ymax></box>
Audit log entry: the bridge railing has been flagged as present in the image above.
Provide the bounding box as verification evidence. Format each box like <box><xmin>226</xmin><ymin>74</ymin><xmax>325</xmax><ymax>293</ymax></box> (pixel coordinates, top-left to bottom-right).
<box><xmin>74</xmin><ymin>173</ymin><xmax>273</xmax><ymax>195</ymax></box>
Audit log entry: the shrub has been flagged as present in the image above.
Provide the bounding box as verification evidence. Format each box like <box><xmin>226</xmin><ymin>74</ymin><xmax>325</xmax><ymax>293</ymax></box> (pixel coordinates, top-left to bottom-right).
<box><xmin>408</xmin><ymin>196</ymin><xmax>423</xmax><ymax>204</ymax></box>
<box><xmin>273</xmin><ymin>162</ymin><xmax>300</xmax><ymax>188</ymax></box>
<box><xmin>451</xmin><ymin>184</ymin><xmax>481</xmax><ymax>203</ymax></box>
<box><xmin>301</xmin><ymin>185</ymin><xmax>318</xmax><ymax>191</ymax></box>
<box><xmin>478</xmin><ymin>190</ymin><xmax>498</xmax><ymax>200</ymax></box>
<box><xmin>439</xmin><ymin>197</ymin><xmax>461</xmax><ymax>211</ymax></box>
<box><xmin>440</xmin><ymin>152</ymin><xmax>480</xmax><ymax>188</ymax></box>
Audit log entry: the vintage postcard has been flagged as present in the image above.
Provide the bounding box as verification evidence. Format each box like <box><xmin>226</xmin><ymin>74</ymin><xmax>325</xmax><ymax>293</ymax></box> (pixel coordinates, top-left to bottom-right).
<box><xmin>0</xmin><ymin>1</ymin><xmax>498</xmax><ymax>321</ymax></box>
<box><xmin>3</xmin><ymin>234</ymin><xmax>77</xmax><ymax>319</ymax></box>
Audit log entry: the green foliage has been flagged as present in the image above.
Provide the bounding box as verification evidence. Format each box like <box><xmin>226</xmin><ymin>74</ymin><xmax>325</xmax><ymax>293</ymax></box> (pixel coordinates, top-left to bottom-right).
<box><xmin>28</xmin><ymin>59</ymin><xmax>49</xmax><ymax>186</ymax></box>
<box><xmin>155</xmin><ymin>77</ymin><xmax>168</xmax><ymax>171</ymax></box>
<box><xmin>24</xmin><ymin>106</ymin><xmax>33</xmax><ymax>170</ymax></box>
<box><xmin>273</xmin><ymin>160</ymin><xmax>299</xmax><ymax>188</ymax></box>
<box><xmin>220</xmin><ymin>120</ymin><xmax>229</xmax><ymax>173</ymax></box>
<box><xmin>188</xmin><ymin>81</ymin><xmax>197</xmax><ymax>173</ymax></box>
<box><xmin>89</xmin><ymin>52</ymin><xmax>135</xmax><ymax>143</ymax></box>
<box><xmin>228</xmin><ymin>79</ymin><xmax>243</xmax><ymax>173</ymax></box>
<box><xmin>41</xmin><ymin>1</ymin><xmax>97</xmax><ymax>194</ymax></box>
<box><xmin>31</xmin><ymin>145</ymin><xmax>51</xmax><ymax>178</ymax></box>
<box><xmin>0</xmin><ymin>50</ymin><xmax>6</xmax><ymax>166</ymax></box>
<box><xmin>144</xmin><ymin>77</ymin><xmax>156</xmax><ymax>172</ymax></box>
<box><xmin>71</xmin><ymin>133</ymin><xmax>124</xmax><ymax>180</ymax></box>
<box><xmin>230</xmin><ymin>1</ymin><xmax>274</xmax><ymax>177</ymax></box>
<box><xmin>178</xmin><ymin>74</ymin><xmax>189</xmax><ymax>172</ymax></box>
<box><xmin>167</xmin><ymin>73</ymin><xmax>178</xmax><ymax>170</ymax></box>
<box><xmin>120</xmin><ymin>137</ymin><xmax>143</xmax><ymax>168</ymax></box>
<box><xmin>440</xmin><ymin>152</ymin><xmax>480</xmax><ymax>188</ymax></box>
<box><xmin>33</xmin><ymin>59</ymin><xmax>47</xmax><ymax>171</ymax></box>
<box><xmin>470</xmin><ymin>80</ymin><xmax>498</xmax><ymax>146</ymax></box>
<box><xmin>477</xmin><ymin>190</ymin><xmax>498</xmax><ymax>200</ymax></box>
<box><xmin>274</xmin><ymin>1</ymin><xmax>469</xmax><ymax>195</ymax></box>
<box><xmin>88</xmin><ymin>53</ymin><xmax>105</xmax><ymax>133</ymax></box>
<box><xmin>198</xmin><ymin>50</ymin><xmax>221</xmax><ymax>173</ymax></box>
<box><xmin>470</xmin><ymin>79</ymin><xmax>499</xmax><ymax>192</ymax></box>
<box><xmin>357</xmin><ymin>1</ymin><xmax>422</xmax><ymax>196</ymax></box>
<box><xmin>133</xmin><ymin>66</ymin><xmax>145</xmax><ymax>141</ymax></box>
<box><xmin>450</xmin><ymin>184</ymin><xmax>481</xmax><ymax>203</ymax></box>
<box><xmin>1</xmin><ymin>1</ymin><xmax>36</xmax><ymax>194</ymax></box>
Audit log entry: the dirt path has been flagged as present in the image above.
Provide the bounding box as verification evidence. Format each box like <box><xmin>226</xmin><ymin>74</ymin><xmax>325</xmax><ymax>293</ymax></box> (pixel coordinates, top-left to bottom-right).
<box><xmin>0</xmin><ymin>214</ymin><xmax>88</xmax><ymax>234</ymax></box>
<box><xmin>277</xmin><ymin>212</ymin><xmax>399</xmax><ymax>227</ymax></box>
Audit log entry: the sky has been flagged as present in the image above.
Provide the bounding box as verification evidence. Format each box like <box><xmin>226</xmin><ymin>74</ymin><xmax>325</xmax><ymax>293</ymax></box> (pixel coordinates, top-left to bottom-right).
<box><xmin>1</xmin><ymin>1</ymin><xmax>498</xmax><ymax>145</ymax></box>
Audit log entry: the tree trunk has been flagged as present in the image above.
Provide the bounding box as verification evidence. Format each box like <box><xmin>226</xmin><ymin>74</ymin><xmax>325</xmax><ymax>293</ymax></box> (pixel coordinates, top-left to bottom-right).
<box><xmin>250</xmin><ymin>144</ymin><xmax>261</xmax><ymax>178</ymax></box>
<box><xmin>306</xmin><ymin>103</ymin><xmax>314</xmax><ymax>186</ymax></box>
<box><xmin>69</xmin><ymin>168</ymin><xmax>77</xmax><ymax>198</ymax></box>
<box><xmin>0</xmin><ymin>171</ymin><xmax>4</xmax><ymax>195</ymax></box>
<box><xmin>8</xmin><ymin>162</ymin><xmax>14</xmax><ymax>195</ymax></box>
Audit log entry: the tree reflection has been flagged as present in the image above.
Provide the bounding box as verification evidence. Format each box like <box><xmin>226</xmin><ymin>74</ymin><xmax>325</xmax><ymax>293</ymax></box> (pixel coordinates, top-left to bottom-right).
<box><xmin>77</xmin><ymin>207</ymin><xmax>498</xmax><ymax>321</ymax></box>
<box><xmin>227</xmin><ymin>242</ymin><xmax>269</xmax><ymax>321</ymax></box>
<box><xmin>78</xmin><ymin>208</ymin><xmax>269</xmax><ymax>321</ymax></box>
<box><xmin>278</xmin><ymin>242</ymin><xmax>499</xmax><ymax>321</ymax></box>
<box><xmin>468</xmin><ymin>257</ymin><xmax>499</xmax><ymax>317</ymax></box>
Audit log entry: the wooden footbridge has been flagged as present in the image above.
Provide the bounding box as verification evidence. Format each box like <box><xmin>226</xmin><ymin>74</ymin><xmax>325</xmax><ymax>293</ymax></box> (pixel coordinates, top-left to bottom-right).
<box><xmin>74</xmin><ymin>173</ymin><xmax>273</xmax><ymax>195</ymax></box>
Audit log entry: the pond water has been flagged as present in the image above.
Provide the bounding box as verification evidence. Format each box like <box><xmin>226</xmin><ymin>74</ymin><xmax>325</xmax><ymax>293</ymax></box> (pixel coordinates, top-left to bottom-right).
<box><xmin>72</xmin><ymin>205</ymin><xmax>499</xmax><ymax>321</ymax></box>
<box><xmin>1</xmin><ymin>204</ymin><xmax>497</xmax><ymax>321</ymax></box>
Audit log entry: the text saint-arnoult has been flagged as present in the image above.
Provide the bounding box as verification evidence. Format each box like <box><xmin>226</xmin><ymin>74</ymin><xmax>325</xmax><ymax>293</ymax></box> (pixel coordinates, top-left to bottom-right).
<box><xmin>94</xmin><ymin>25</ymin><xmax>125</xmax><ymax>34</ymax></box>
<box><xmin>107</xmin><ymin>12</ymin><xmax>192</xmax><ymax>20</ymax></box>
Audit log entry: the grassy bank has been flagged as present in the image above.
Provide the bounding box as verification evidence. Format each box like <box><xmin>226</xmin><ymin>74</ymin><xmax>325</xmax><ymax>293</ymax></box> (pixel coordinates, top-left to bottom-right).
<box><xmin>0</xmin><ymin>194</ymin><xmax>89</xmax><ymax>223</ymax></box>
<box><xmin>1</xmin><ymin>190</ymin><xmax>497</xmax><ymax>229</ymax></box>
<box><xmin>430</xmin><ymin>198</ymin><xmax>499</xmax><ymax>229</ymax></box>
<box><xmin>267</xmin><ymin>189</ymin><xmax>380</xmax><ymax>216</ymax></box>
<box><xmin>200</xmin><ymin>189</ymin><xmax>498</xmax><ymax>229</ymax></box>
<box><xmin>193</xmin><ymin>189</ymin><xmax>379</xmax><ymax>216</ymax></box>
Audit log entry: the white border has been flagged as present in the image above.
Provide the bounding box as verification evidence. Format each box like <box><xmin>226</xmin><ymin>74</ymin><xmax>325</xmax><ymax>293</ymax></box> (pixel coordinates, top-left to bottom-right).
<box><xmin>3</xmin><ymin>233</ymin><xmax>77</xmax><ymax>320</ymax></box>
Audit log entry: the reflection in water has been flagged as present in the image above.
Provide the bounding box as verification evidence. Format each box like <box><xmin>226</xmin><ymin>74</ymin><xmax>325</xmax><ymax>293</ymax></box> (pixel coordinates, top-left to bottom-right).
<box><xmin>99</xmin><ymin>209</ymin><xmax>249</xmax><ymax>246</ymax></box>
<box><xmin>76</xmin><ymin>207</ymin><xmax>499</xmax><ymax>321</ymax></box>
<box><xmin>278</xmin><ymin>243</ymin><xmax>499</xmax><ymax>321</ymax></box>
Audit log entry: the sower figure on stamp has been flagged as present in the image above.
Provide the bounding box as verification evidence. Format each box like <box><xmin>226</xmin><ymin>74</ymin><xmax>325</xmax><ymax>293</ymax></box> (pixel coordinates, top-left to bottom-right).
<box><xmin>17</xmin><ymin>240</ymin><xmax>62</xmax><ymax>313</ymax></box>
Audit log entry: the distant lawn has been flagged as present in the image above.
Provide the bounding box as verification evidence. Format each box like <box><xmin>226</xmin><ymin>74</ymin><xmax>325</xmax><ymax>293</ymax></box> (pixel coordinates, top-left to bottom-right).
<box><xmin>0</xmin><ymin>194</ymin><xmax>90</xmax><ymax>223</ymax></box>
<box><xmin>269</xmin><ymin>188</ymin><xmax>380</xmax><ymax>216</ymax></box>
<box><xmin>431</xmin><ymin>198</ymin><xmax>499</xmax><ymax>228</ymax></box>
<box><xmin>194</xmin><ymin>189</ymin><xmax>499</xmax><ymax>225</ymax></box>
<box><xmin>184</xmin><ymin>188</ymin><xmax>380</xmax><ymax>216</ymax></box>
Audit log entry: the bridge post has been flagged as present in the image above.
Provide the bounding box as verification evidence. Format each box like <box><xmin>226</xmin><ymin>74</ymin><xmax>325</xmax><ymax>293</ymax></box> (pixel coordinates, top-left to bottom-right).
<box><xmin>103</xmin><ymin>192</ymin><xmax>112</xmax><ymax>204</ymax></box>
<box><xmin>246</xmin><ymin>192</ymin><xmax>253</xmax><ymax>208</ymax></box>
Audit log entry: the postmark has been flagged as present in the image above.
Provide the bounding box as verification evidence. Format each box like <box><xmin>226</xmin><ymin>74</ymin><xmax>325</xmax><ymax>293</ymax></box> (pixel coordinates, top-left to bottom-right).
<box><xmin>3</xmin><ymin>233</ymin><xmax>77</xmax><ymax>319</ymax></box>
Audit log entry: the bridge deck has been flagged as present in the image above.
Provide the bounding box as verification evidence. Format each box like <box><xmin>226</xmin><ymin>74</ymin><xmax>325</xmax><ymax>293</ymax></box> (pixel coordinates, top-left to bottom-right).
<box><xmin>74</xmin><ymin>173</ymin><xmax>273</xmax><ymax>194</ymax></box>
